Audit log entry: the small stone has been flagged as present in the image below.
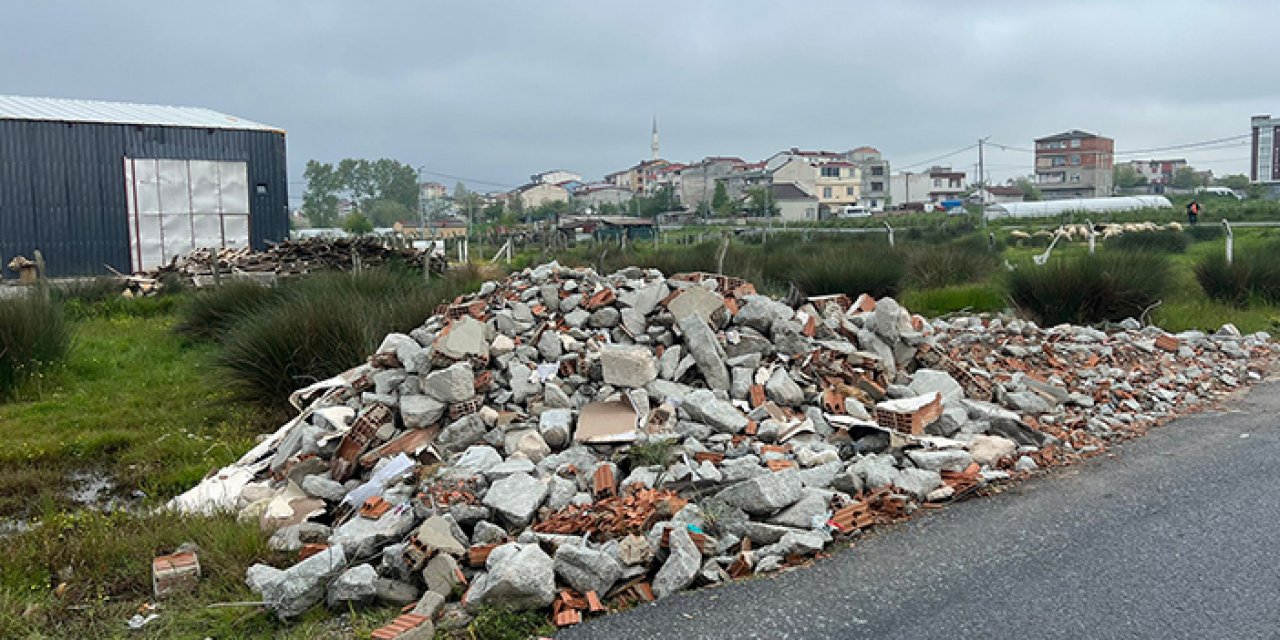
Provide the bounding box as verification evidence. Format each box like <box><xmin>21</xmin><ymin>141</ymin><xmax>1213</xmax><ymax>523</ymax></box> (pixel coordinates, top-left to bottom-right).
<box><xmin>969</xmin><ymin>434</ymin><xmax>1017</xmax><ymax>466</ymax></box>
<box><xmin>538</xmin><ymin>409</ymin><xmax>574</xmax><ymax>449</ymax></box>
<box><xmin>374</xmin><ymin>578</ymin><xmax>420</xmax><ymax>606</ymax></box>
<box><xmin>906</xmin><ymin>449</ymin><xmax>974</xmax><ymax>472</ymax></box>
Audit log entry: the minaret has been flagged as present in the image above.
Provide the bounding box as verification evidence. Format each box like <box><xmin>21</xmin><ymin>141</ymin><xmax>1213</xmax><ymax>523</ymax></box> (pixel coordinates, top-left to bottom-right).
<box><xmin>651</xmin><ymin>115</ymin><xmax>660</xmax><ymax>160</ymax></box>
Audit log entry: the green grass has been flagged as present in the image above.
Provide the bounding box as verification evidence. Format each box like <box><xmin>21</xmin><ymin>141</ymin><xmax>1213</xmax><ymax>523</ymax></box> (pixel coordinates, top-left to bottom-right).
<box><xmin>0</xmin><ymin>311</ymin><xmax>267</xmax><ymax>518</ymax></box>
<box><xmin>901</xmin><ymin>283</ymin><xmax>1008</xmax><ymax>317</ymax></box>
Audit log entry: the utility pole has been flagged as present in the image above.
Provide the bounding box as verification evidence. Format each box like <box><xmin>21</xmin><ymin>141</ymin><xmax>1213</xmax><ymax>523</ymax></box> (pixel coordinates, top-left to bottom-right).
<box><xmin>978</xmin><ymin>136</ymin><xmax>989</xmax><ymax>228</ymax></box>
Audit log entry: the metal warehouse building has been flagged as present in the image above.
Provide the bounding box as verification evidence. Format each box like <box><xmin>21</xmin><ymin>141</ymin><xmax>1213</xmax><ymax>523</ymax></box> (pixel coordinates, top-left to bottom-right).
<box><xmin>0</xmin><ymin>95</ymin><xmax>287</xmax><ymax>277</ymax></box>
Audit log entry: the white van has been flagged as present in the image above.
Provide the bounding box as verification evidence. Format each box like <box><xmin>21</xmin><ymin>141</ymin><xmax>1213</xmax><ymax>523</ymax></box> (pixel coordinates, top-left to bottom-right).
<box><xmin>1196</xmin><ymin>186</ymin><xmax>1244</xmax><ymax>200</ymax></box>
<box><xmin>839</xmin><ymin>205</ymin><xmax>871</xmax><ymax>218</ymax></box>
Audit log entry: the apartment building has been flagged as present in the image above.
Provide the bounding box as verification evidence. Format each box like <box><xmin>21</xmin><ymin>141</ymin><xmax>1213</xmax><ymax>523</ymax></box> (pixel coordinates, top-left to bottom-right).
<box><xmin>1034</xmin><ymin>130</ymin><xmax>1114</xmax><ymax>199</ymax></box>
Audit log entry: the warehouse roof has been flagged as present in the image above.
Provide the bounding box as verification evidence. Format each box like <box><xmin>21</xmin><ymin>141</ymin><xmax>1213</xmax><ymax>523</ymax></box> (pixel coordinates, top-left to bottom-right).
<box><xmin>0</xmin><ymin>95</ymin><xmax>283</xmax><ymax>133</ymax></box>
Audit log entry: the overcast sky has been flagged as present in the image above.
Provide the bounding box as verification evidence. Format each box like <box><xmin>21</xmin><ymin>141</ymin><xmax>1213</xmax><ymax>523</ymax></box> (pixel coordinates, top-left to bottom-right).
<box><xmin>3</xmin><ymin>1</ymin><xmax>1276</xmax><ymax>200</ymax></box>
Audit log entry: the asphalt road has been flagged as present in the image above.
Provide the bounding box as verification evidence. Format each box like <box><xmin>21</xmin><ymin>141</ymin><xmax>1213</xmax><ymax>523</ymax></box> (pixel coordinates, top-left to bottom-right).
<box><xmin>562</xmin><ymin>381</ymin><xmax>1280</xmax><ymax>640</ymax></box>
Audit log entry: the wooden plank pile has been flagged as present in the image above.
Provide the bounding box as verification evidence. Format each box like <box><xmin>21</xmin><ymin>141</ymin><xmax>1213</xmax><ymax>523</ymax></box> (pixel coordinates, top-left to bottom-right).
<box><xmin>143</xmin><ymin>238</ymin><xmax>448</xmax><ymax>288</ymax></box>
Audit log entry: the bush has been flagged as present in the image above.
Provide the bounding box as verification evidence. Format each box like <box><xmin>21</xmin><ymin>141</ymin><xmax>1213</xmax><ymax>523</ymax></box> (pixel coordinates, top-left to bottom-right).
<box><xmin>777</xmin><ymin>243</ymin><xmax>905</xmax><ymax>299</ymax></box>
<box><xmin>1194</xmin><ymin>246</ymin><xmax>1280</xmax><ymax>306</ymax></box>
<box><xmin>902</xmin><ymin>243</ymin><xmax>999</xmax><ymax>289</ymax></box>
<box><xmin>217</xmin><ymin>268</ymin><xmax>479</xmax><ymax>411</ymax></box>
<box><xmin>1105</xmin><ymin>230</ymin><xmax>1189</xmax><ymax>254</ymax></box>
<box><xmin>1007</xmin><ymin>253</ymin><xmax>1171</xmax><ymax>325</ymax></box>
<box><xmin>177</xmin><ymin>279</ymin><xmax>281</xmax><ymax>341</ymax></box>
<box><xmin>0</xmin><ymin>292</ymin><xmax>71</xmax><ymax>399</ymax></box>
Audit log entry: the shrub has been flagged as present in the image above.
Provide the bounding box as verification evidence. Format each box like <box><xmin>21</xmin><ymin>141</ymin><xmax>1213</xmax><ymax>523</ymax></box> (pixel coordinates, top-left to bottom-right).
<box><xmin>177</xmin><ymin>279</ymin><xmax>281</xmax><ymax>341</ymax></box>
<box><xmin>0</xmin><ymin>292</ymin><xmax>71</xmax><ymax>399</ymax></box>
<box><xmin>217</xmin><ymin>268</ymin><xmax>479</xmax><ymax>411</ymax></box>
<box><xmin>1194</xmin><ymin>246</ymin><xmax>1280</xmax><ymax>306</ymax></box>
<box><xmin>778</xmin><ymin>243</ymin><xmax>905</xmax><ymax>299</ymax></box>
<box><xmin>1007</xmin><ymin>253</ymin><xmax>1171</xmax><ymax>325</ymax></box>
<box><xmin>1105</xmin><ymin>230</ymin><xmax>1189</xmax><ymax>254</ymax></box>
<box><xmin>902</xmin><ymin>243</ymin><xmax>999</xmax><ymax>289</ymax></box>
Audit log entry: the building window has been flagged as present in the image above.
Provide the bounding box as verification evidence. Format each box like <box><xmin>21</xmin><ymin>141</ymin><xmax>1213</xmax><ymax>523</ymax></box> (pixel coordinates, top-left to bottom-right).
<box><xmin>1071</xmin><ymin>139</ymin><xmax>1081</xmax><ymax>148</ymax></box>
<box><xmin>1051</xmin><ymin>156</ymin><xmax>1066</xmax><ymax>167</ymax></box>
<box><xmin>846</xmin><ymin>187</ymin><xmax>855</xmax><ymax>196</ymax></box>
<box><xmin>1070</xmin><ymin>173</ymin><xmax>1081</xmax><ymax>183</ymax></box>
<box><xmin>1070</xmin><ymin>154</ymin><xmax>1080</xmax><ymax>165</ymax></box>
<box><xmin>871</xmin><ymin>166</ymin><xmax>884</xmax><ymax>176</ymax></box>
<box><xmin>933</xmin><ymin>179</ymin><xmax>942</xmax><ymax>187</ymax></box>
<box><xmin>255</xmin><ymin>183</ymin><xmax>269</xmax><ymax>196</ymax></box>
<box><xmin>821</xmin><ymin>166</ymin><xmax>840</xmax><ymax>178</ymax></box>
<box><xmin>822</xmin><ymin>187</ymin><xmax>833</xmax><ymax>198</ymax></box>
<box><xmin>871</xmin><ymin>181</ymin><xmax>883</xmax><ymax>191</ymax></box>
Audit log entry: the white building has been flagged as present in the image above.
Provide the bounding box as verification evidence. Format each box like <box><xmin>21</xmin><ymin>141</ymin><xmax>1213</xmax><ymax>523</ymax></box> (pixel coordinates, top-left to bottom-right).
<box><xmin>531</xmin><ymin>169</ymin><xmax>582</xmax><ymax>185</ymax></box>
<box><xmin>1252</xmin><ymin>114</ymin><xmax>1279</xmax><ymax>188</ymax></box>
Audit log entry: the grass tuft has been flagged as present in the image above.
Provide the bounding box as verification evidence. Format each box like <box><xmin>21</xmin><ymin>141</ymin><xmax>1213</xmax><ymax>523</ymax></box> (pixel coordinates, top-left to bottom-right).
<box><xmin>1194</xmin><ymin>245</ymin><xmax>1280</xmax><ymax>306</ymax></box>
<box><xmin>1007</xmin><ymin>253</ymin><xmax>1171</xmax><ymax>325</ymax></box>
<box><xmin>1105</xmin><ymin>230</ymin><xmax>1189</xmax><ymax>254</ymax></box>
<box><xmin>0</xmin><ymin>292</ymin><xmax>71</xmax><ymax>400</ymax></box>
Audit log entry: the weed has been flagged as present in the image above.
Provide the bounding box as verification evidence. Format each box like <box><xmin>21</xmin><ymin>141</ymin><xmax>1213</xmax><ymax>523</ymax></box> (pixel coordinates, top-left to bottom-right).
<box><xmin>626</xmin><ymin>439</ymin><xmax>677</xmax><ymax>468</ymax></box>
<box><xmin>902</xmin><ymin>243</ymin><xmax>999</xmax><ymax>289</ymax></box>
<box><xmin>901</xmin><ymin>284</ymin><xmax>1007</xmax><ymax>317</ymax></box>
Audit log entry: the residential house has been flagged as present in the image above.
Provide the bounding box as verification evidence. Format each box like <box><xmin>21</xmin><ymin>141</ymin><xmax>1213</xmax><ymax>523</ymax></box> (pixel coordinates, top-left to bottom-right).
<box><xmin>815</xmin><ymin>161</ymin><xmax>861</xmax><ymax>213</ymax></box>
<box><xmin>973</xmin><ymin>185</ymin><xmax>1026</xmax><ymax>204</ymax></box>
<box><xmin>1125</xmin><ymin>159</ymin><xmax>1187</xmax><ymax>186</ymax></box>
<box><xmin>679</xmin><ymin>157</ymin><xmax>744</xmax><ymax>208</ymax></box>
<box><xmin>651</xmin><ymin>163</ymin><xmax>685</xmax><ymax>198</ymax></box>
<box><xmin>1251</xmin><ymin>114</ymin><xmax>1280</xmax><ymax>190</ymax></box>
<box><xmin>771</xmin><ymin>183</ymin><xmax>820</xmax><ymax>222</ymax></box>
<box><xmin>723</xmin><ymin>157</ymin><xmax>811</xmax><ymax>202</ymax></box>
<box><xmin>512</xmin><ymin>182</ymin><xmax>570</xmax><ymax>209</ymax></box>
<box><xmin>888</xmin><ymin>166</ymin><xmax>966</xmax><ymax>209</ymax></box>
<box><xmin>847</xmin><ymin>146</ymin><xmax>890</xmax><ymax>210</ymax></box>
<box><xmin>419</xmin><ymin>181</ymin><xmax>448</xmax><ymax>200</ymax></box>
<box><xmin>1034</xmin><ymin>130</ymin><xmax>1114</xmax><ymax>199</ymax></box>
<box><xmin>604</xmin><ymin>159</ymin><xmax>670</xmax><ymax>195</ymax></box>
<box><xmin>531</xmin><ymin>169</ymin><xmax>582</xmax><ymax>185</ymax></box>
<box><xmin>575</xmin><ymin>183</ymin><xmax>633</xmax><ymax>207</ymax></box>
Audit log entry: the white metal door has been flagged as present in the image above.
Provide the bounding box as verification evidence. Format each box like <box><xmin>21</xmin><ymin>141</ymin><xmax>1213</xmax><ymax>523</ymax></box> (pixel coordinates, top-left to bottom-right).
<box><xmin>124</xmin><ymin>158</ymin><xmax>251</xmax><ymax>271</ymax></box>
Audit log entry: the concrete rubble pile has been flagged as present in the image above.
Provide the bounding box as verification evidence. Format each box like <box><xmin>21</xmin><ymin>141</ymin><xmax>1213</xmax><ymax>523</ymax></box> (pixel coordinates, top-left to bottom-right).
<box><xmin>169</xmin><ymin>261</ymin><xmax>1275</xmax><ymax>631</ymax></box>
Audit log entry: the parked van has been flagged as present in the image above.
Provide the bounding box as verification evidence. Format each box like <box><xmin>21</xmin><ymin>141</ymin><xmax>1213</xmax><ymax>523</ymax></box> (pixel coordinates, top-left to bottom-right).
<box><xmin>1196</xmin><ymin>186</ymin><xmax>1244</xmax><ymax>200</ymax></box>
<box><xmin>839</xmin><ymin>205</ymin><xmax>871</xmax><ymax>218</ymax></box>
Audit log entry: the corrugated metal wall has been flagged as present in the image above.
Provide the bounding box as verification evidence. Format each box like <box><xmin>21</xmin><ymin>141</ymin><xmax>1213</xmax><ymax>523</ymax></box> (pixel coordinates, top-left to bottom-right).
<box><xmin>0</xmin><ymin>120</ymin><xmax>287</xmax><ymax>277</ymax></box>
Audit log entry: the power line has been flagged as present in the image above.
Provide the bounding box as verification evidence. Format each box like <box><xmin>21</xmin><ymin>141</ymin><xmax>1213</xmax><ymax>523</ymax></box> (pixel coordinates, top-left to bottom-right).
<box><xmin>896</xmin><ymin>143</ymin><xmax>979</xmax><ymax>171</ymax></box>
<box><xmin>1114</xmin><ymin>134</ymin><xmax>1251</xmax><ymax>156</ymax></box>
<box><xmin>413</xmin><ymin>167</ymin><xmax>517</xmax><ymax>190</ymax></box>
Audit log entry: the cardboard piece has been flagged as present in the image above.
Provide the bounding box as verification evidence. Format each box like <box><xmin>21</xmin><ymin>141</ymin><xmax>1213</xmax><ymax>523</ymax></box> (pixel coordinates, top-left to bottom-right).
<box><xmin>575</xmin><ymin>399</ymin><xmax>639</xmax><ymax>444</ymax></box>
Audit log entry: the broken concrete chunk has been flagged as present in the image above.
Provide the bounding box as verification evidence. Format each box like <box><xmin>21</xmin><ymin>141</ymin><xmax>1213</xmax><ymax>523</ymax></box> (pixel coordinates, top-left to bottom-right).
<box><xmin>423</xmin><ymin>361</ymin><xmax>475</xmax><ymax>404</ymax></box>
<box><xmin>327</xmin><ymin>563</ymin><xmax>377</xmax><ymax>609</ymax></box>
<box><xmin>260</xmin><ymin>545</ymin><xmax>347</xmax><ymax>619</ymax></box>
<box><xmin>676</xmin><ymin>313</ymin><xmax>731</xmax><ymax>390</ymax></box>
<box><xmin>482</xmin><ymin>473</ymin><xmax>549</xmax><ymax>528</ymax></box>
<box><xmin>653</xmin><ymin>526</ymin><xmax>702</xmax><ymax>598</ymax></box>
<box><xmin>717</xmin><ymin>468</ymin><xmax>803</xmax><ymax>515</ymax></box>
<box><xmin>554</xmin><ymin>544</ymin><xmax>623</xmax><ymax>596</ymax></box>
<box><xmin>464</xmin><ymin>543</ymin><xmax>556</xmax><ymax>612</ymax></box>
<box><xmin>601</xmin><ymin>344</ymin><xmax>659</xmax><ymax>388</ymax></box>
